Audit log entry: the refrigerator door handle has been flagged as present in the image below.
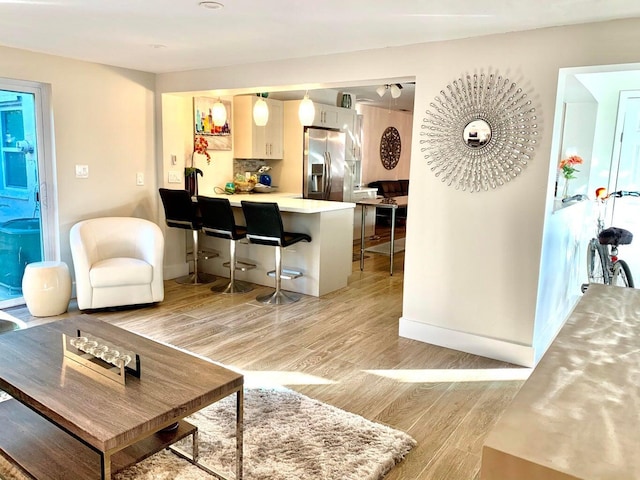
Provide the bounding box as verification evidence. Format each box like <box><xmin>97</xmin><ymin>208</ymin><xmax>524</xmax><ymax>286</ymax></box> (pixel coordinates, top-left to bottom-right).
<box><xmin>322</xmin><ymin>152</ymin><xmax>328</xmax><ymax>199</ymax></box>
<box><xmin>325</xmin><ymin>151</ymin><xmax>333</xmax><ymax>199</ymax></box>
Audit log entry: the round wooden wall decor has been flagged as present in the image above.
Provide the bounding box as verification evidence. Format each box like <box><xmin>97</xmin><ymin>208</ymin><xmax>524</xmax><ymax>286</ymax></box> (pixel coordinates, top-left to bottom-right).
<box><xmin>420</xmin><ymin>72</ymin><xmax>539</xmax><ymax>192</ymax></box>
<box><xmin>380</xmin><ymin>126</ymin><xmax>401</xmax><ymax>170</ymax></box>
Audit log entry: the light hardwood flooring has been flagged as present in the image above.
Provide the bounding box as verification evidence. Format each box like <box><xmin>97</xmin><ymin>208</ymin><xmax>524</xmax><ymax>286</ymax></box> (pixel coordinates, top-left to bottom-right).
<box><xmin>6</xmin><ymin>235</ymin><xmax>525</xmax><ymax>480</ymax></box>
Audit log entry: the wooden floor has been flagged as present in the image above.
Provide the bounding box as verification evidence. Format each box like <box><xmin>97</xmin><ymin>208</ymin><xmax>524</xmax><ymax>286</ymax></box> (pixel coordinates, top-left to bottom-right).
<box><xmin>6</xmin><ymin>234</ymin><xmax>525</xmax><ymax>480</ymax></box>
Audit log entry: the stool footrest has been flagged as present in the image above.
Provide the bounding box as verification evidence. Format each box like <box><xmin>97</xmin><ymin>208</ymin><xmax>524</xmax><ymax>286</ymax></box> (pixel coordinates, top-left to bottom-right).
<box><xmin>186</xmin><ymin>249</ymin><xmax>219</xmax><ymax>261</ymax></box>
<box><xmin>267</xmin><ymin>269</ymin><xmax>302</xmax><ymax>280</ymax></box>
<box><xmin>223</xmin><ymin>261</ymin><xmax>256</xmax><ymax>271</ymax></box>
<box><xmin>199</xmin><ymin>249</ymin><xmax>219</xmax><ymax>261</ymax></box>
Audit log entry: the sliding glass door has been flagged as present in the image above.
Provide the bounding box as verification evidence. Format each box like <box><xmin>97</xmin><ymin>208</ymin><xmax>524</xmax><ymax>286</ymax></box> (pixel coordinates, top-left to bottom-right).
<box><xmin>0</xmin><ymin>79</ymin><xmax>56</xmax><ymax>308</ymax></box>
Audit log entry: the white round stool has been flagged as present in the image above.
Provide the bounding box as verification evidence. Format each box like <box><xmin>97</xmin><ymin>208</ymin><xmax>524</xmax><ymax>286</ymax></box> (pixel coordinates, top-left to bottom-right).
<box><xmin>22</xmin><ymin>261</ymin><xmax>72</xmax><ymax>317</ymax></box>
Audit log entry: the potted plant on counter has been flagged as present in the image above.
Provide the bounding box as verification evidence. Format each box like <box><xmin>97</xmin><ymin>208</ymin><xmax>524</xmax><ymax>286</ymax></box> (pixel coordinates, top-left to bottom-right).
<box><xmin>185</xmin><ymin>135</ymin><xmax>211</xmax><ymax>196</ymax></box>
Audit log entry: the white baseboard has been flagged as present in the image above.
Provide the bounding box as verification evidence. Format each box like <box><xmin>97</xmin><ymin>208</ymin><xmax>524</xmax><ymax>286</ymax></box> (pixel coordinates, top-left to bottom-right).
<box><xmin>164</xmin><ymin>263</ymin><xmax>188</xmax><ymax>280</ymax></box>
<box><xmin>399</xmin><ymin>316</ymin><xmax>536</xmax><ymax>368</ymax></box>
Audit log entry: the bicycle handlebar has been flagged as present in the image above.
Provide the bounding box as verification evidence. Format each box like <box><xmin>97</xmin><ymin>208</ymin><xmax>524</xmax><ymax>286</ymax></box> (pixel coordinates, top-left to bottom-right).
<box><xmin>562</xmin><ymin>194</ymin><xmax>588</xmax><ymax>203</ymax></box>
<box><xmin>608</xmin><ymin>190</ymin><xmax>640</xmax><ymax>198</ymax></box>
<box><xmin>560</xmin><ymin>190</ymin><xmax>640</xmax><ymax>204</ymax></box>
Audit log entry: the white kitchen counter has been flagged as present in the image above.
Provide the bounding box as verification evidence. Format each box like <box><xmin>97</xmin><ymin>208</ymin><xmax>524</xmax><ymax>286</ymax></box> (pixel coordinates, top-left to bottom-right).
<box><xmin>353</xmin><ymin>187</ymin><xmax>378</xmax><ymax>195</ymax></box>
<box><xmin>205</xmin><ymin>192</ymin><xmax>355</xmax><ymax>214</ymax></box>
<box><xmin>198</xmin><ymin>192</ymin><xmax>355</xmax><ymax>297</ymax></box>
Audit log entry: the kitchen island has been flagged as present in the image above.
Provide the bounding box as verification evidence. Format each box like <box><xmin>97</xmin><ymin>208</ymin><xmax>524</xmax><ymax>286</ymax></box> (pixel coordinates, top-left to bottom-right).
<box><xmin>198</xmin><ymin>193</ymin><xmax>355</xmax><ymax>297</ymax></box>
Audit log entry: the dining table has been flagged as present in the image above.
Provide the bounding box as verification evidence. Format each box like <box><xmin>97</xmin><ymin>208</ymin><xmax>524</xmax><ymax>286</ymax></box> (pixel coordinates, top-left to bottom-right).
<box><xmin>356</xmin><ymin>195</ymin><xmax>408</xmax><ymax>276</ymax></box>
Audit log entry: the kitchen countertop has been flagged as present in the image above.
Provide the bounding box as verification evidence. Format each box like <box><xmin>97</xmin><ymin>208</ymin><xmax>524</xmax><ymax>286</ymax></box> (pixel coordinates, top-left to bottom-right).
<box><xmin>205</xmin><ymin>192</ymin><xmax>355</xmax><ymax>214</ymax></box>
<box><xmin>353</xmin><ymin>187</ymin><xmax>378</xmax><ymax>193</ymax></box>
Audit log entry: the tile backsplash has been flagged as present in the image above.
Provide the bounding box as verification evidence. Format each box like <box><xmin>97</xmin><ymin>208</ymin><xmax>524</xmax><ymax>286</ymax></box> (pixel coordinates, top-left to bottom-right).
<box><xmin>233</xmin><ymin>159</ymin><xmax>267</xmax><ymax>179</ymax></box>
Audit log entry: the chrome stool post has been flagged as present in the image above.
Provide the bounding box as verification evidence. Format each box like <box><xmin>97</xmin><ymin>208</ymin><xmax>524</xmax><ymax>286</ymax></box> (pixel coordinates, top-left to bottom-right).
<box><xmin>159</xmin><ymin>188</ymin><xmax>217</xmax><ymax>286</ymax></box>
<box><xmin>197</xmin><ymin>196</ymin><xmax>256</xmax><ymax>294</ymax></box>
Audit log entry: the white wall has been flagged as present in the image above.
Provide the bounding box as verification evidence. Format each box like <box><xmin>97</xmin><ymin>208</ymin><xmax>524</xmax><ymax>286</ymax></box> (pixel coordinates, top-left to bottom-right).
<box><xmin>402</xmin><ymin>20</ymin><xmax>640</xmax><ymax>367</ymax></box>
<box><xmin>557</xmin><ymin>102</ymin><xmax>597</xmax><ymax>199</ymax></box>
<box><xmin>157</xmin><ymin>92</ymin><xmax>248</xmax><ymax>278</ymax></box>
<box><xmin>0</xmin><ymin>45</ymin><xmax>156</xmax><ymax>281</ymax></box>
<box><xmin>358</xmin><ymin>105</ymin><xmax>412</xmax><ymax>185</ymax></box>
<box><xmin>577</xmin><ymin>70</ymin><xmax>640</xmax><ymax>194</ymax></box>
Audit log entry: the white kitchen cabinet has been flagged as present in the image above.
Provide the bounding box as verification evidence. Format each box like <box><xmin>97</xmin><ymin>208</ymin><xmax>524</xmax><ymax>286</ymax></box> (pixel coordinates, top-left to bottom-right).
<box><xmin>312</xmin><ymin>103</ymin><xmax>343</xmax><ymax>129</ymax></box>
<box><xmin>312</xmin><ymin>104</ymin><xmax>359</xmax><ymax>161</ymax></box>
<box><xmin>337</xmin><ymin>108</ymin><xmax>359</xmax><ymax>161</ymax></box>
<box><xmin>233</xmin><ymin>96</ymin><xmax>284</xmax><ymax>159</ymax></box>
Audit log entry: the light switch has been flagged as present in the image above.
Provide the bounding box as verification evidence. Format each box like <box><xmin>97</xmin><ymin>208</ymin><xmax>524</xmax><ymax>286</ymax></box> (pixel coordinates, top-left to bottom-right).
<box><xmin>168</xmin><ymin>171</ymin><xmax>182</xmax><ymax>183</ymax></box>
<box><xmin>170</xmin><ymin>154</ymin><xmax>177</xmax><ymax>165</ymax></box>
<box><xmin>136</xmin><ymin>172</ymin><xmax>144</xmax><ymax>186</ymax></box>
<box><xmin>75</xmin><ymin>165</ymin><xmax>89</xmax><ymax>178</ymax></box>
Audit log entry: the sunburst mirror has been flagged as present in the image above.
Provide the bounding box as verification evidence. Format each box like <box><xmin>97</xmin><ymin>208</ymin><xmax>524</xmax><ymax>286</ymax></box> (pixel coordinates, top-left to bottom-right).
<box><xmin>420</xmin><ymin>72</ymin><xmax>539</xmax><ymax>192</ymax></box>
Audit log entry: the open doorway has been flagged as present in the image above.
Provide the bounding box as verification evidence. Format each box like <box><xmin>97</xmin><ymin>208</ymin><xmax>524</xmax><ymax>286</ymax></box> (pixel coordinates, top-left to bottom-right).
<box><xmin>609</xmin><ymin>90</ymin><xmax>640</xmax><ymax>280</ymax></box>
<box><xmin>550</xmin><ymin>65</ymin><xmax>640</xmax><ymax>290</ymax></box>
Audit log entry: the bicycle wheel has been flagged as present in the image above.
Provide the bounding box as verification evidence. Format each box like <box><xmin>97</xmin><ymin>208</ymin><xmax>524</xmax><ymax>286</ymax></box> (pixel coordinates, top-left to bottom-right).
<box><xmin>612</xmin><ymin>259</ymin><xmax>634</xmax><ymax>287</ymax></box>
<box><xmin>587</xmin><ymin>239</ymin><xmax>609</xmax><ymax>285</ymax></box>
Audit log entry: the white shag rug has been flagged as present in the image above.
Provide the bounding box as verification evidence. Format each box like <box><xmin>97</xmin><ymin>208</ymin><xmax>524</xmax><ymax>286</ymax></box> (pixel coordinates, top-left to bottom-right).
<box><xmin>0</xmin><ymin>388</ymin><xmax>416</xmax><ymax>480</ymax></box>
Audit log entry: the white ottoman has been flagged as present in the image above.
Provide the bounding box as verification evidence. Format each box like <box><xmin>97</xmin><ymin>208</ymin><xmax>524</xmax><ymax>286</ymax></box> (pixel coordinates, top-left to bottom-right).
<box><xmin>22</xmin><ymin>261</ymin><xmax>72</xmax><ymax>317</ymax></box>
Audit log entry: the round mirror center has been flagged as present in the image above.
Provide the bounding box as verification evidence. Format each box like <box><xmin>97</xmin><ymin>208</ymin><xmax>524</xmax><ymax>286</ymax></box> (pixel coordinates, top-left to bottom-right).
<box><xmin>463</xmin><ymin>119</ymin><xmax>492</xmax><ymax>148</ymax></box>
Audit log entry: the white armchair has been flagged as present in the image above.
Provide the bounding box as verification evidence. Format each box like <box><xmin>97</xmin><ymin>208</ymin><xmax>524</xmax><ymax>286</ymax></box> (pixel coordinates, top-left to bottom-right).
<box><xmin>69</xmin><ymin>217</ymin><xmax>164</xmax><ymax>310</ymax></box>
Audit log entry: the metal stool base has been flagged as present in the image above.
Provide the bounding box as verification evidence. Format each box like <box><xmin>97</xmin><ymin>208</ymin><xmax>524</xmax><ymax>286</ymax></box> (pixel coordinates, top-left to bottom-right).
<box><xmin>175</xmin><ymin>272</ymin><xmax>217</xmax><ymax>285</ymax></box>
<box><xmin>211</xmin><ymin>280</ymin><xmax>254</xmax><ymax>294</ymax></box>
<box><xmin>256</xmin><ymin>289</ymin><xmax>301</xmax><ymax>305</ymax></box>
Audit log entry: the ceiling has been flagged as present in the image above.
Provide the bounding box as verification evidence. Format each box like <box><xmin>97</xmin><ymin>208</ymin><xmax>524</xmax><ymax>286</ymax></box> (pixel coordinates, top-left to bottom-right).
<box><xmin>268</xmin><ymin>83</ymin><xmax>417</xmax><ymax>113</ymax></box>
<box><xmin>1</xmin><ymin>1</ymin><xmax>639</xmax><ymax>112</ymax></box>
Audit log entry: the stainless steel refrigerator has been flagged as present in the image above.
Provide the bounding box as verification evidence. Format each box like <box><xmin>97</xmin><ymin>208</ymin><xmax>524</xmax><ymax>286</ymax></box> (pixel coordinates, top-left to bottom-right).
<box><xmin>302</xmin><ymin>127</ymin><xmax>347</xmax><ymax>201</ymax></box>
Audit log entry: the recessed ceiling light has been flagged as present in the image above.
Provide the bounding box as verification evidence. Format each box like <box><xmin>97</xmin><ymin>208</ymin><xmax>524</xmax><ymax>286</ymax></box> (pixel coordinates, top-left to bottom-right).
<box><xmin>199</xmin><ymin>1</ymin><xmax>224</xmax><ymax>9</ymax></box>
<box><xmin>149</xmin><ymin>44</ymin><xmax>167</xmax><ymax>49</ymax></box>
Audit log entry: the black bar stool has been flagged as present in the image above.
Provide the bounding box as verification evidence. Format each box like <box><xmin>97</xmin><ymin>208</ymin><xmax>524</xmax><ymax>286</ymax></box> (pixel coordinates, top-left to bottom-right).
<box><xmin>159</xmin><ymin>188</ymin><xmax>217</xmax><ymax>285</ymax></box>
<box><xmin>241</xmin><ymin>201</ymin><xmax>311</xmax><ymax>304</ymax></box>
<box><xmin>197</xmin><ymin>196</ymin><xmax>255</xmax><ymax>294</ymax></box>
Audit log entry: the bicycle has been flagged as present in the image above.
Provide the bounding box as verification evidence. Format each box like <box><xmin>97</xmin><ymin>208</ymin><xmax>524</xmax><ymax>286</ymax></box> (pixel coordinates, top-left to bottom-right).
<box><xmin>580</xmin><ymin>188</ymin><xmax>640</xmax><ymax>293</ymax></box>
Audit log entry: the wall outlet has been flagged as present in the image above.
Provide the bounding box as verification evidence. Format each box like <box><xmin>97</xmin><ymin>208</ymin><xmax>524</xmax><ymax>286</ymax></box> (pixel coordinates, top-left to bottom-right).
<box><xmin>75</xmin><ymin>164</ymin><xmax>89</xmax><ymax>178</ymax></box>
<box><xmin>168</xmin><ymin>170</ymin><xmax>182</xmax><ymax>183</ymax></box>
<box><xmin>136</xmin><ymin>172</ymin><xmax>144</xmax><ymax>186</ymax></box>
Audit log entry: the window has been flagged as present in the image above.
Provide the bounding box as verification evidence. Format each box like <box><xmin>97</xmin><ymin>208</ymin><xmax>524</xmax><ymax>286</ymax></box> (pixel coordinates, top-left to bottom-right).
<box><xmin>1</xmin><ymin>97</ymin><xmax>29</xmax><ymax>191</ymax></box>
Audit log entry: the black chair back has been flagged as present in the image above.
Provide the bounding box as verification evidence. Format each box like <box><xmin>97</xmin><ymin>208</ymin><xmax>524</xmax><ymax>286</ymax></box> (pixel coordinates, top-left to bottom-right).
<box><xmin>159</xmin><ymin>188</ymin><xmax>199</xmax><ymax>230</ymax></box>
<box><xmin>240</xmin><ymin>201</ymin><xmax>285</xmax><ymax>246</ymax></box>
<box><xmin>197</xmin><ymin>196</ymin><xmax>246</xmax><ymax>240</ymax></box>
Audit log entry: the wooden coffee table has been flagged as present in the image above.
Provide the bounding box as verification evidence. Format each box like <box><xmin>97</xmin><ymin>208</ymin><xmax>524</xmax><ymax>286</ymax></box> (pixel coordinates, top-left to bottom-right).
<box><xmin>0</xmin><ymin>315</ymin><xmax>244</xmax><ymax>480</ymax></box>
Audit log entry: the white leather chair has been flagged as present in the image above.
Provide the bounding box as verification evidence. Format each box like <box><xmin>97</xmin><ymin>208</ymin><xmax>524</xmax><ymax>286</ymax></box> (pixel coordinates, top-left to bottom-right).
<box><xmin>69</xmin><ymin>217</ymin><xmax>164</xmax><ymax>310</ymax></box>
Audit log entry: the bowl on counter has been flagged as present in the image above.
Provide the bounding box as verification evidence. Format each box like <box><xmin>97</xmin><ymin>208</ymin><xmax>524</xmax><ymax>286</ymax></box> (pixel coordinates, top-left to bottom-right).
<box><xmin>253</xmin><ymin>185</ymin><xmax>278</xmax><ymax>193</ymax></box>
<box><xmin>234</xmin><ymin>181</ymin><xmax>255</xmax><ymax>193</ymax></box>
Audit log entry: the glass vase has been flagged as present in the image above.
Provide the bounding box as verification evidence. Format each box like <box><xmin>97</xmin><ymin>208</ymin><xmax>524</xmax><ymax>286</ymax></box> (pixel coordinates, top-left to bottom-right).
<box><xmin>562</xmin><ymin>178</ymin><xmax>570</xmax><ymax>199</ymax></box>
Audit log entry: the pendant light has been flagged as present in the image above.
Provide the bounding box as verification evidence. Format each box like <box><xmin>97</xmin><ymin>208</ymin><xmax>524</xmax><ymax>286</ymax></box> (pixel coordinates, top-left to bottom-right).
<box><xmin>212</xmin><ymin>98</ymin><xmax>227</xmax><ymax>127</ymax></box>
<box><xmin>253</xmin><ymin>96</ymin><xmax>269</xmax><ymax>126</ymax></box>
<box><xmin>376</xmin><ymin>84</ymin><xmax>403</xmax><ymax>99</ymax></box>
<box><xmin>389</xmin><ymin>84</ymin><xmax>402</xmax><ymax>99</ymax></box>
<box><xmin>298</xmin><ymin>91</ymin><xmax>315</xmax><ymax>126</ymax></box>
